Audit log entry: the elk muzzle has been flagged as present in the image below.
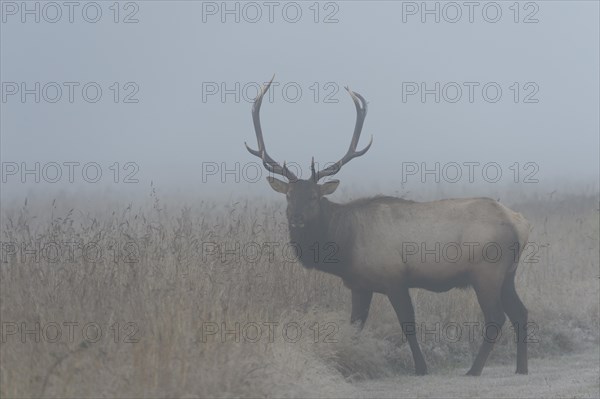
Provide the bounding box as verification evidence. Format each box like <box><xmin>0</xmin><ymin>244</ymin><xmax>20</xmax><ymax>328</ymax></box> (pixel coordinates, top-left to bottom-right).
<box><xmin>289</xmin><ymin>214</ymin><xmax>305</xmax><ymax>229</ymax></box>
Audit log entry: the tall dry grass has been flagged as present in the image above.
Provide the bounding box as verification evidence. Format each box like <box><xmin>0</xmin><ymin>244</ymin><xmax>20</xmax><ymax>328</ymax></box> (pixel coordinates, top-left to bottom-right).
<box><xmin>0</xmin><ymin>188</ymin><xmax>598</xmax><ymax>398</ymax></box>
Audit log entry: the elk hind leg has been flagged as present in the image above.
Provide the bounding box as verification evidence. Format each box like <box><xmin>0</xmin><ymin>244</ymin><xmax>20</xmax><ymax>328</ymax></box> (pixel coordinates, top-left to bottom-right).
<box><xmin>501</xmin><ymin>272</ymin><xmax>528</xmax><ymax>374</ymax></box>
<box><xmin>466</xmin><ymin>282</ymin><xmax>506</xmax><ymax>376</ymax></box>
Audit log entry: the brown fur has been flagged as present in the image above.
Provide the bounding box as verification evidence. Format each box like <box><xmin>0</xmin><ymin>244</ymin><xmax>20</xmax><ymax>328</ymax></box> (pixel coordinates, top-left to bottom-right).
<box><xmin>247</xmin><ymin>79</ymin><xmax>529</xmax><ymax>376</ymax></box>
<box><xmin>273</xmin><ymin>179</ymin><xmax>530</xmax><ymax>376</ymax></box>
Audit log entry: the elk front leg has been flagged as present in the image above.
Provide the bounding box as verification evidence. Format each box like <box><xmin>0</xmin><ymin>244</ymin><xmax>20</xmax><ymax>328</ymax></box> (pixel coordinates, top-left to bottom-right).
<box><xmin>389</xmin><ymin>288</ymin><xmax>428</xmax><ymax>375</ymax></box>
<box><xmin>350</xmin><ymin>289</ymin><xmax>373</xmax><ymax>330</ymax></box>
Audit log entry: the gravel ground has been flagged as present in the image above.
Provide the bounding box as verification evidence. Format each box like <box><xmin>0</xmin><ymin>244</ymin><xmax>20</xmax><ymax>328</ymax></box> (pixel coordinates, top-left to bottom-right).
<box><xmin>350</xmin><ymin>349</ymin><xmax>600</xmax><ymax>399</ymax></box>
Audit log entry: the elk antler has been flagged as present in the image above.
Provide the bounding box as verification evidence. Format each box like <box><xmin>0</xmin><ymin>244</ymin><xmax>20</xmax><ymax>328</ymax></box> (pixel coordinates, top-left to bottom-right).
<box><xmin>245</xmin><ymin>75</ymin><xmax>298</xmax><ymax>181</ymax></box>
<box><xmin>312</xmin><ymin>87</ymin><xmax>373</xmax><ymax>181</ymax></box>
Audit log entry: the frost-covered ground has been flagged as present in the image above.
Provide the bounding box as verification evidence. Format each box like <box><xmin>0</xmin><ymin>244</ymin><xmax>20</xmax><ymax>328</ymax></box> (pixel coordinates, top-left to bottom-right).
<box><xmin>354</xmin><ymin>350</ymin><xmax>600</xmax><ymax>399</ymax></box>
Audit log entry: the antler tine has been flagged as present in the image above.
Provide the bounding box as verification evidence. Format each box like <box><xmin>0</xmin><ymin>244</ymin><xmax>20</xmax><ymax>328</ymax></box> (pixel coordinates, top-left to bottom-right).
<box><xmin>245</xmin><ymin>75</ymin><xmax>298</xmax><ymax>181</ymax></box>
<box><xmin>313</xmin><ymin>87</ymin><xmax>373</xmax><ymax>181</ymax></box>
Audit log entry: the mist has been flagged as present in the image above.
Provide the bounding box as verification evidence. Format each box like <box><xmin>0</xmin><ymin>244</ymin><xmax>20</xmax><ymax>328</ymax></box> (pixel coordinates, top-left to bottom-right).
<box><xmin>1</xmin><ymin>2</ymin><xmax>599</xmax><ymax>398</ymax></box>
<box><xmin>1</xmin><ymin>1</ymin><xmax>598</xmax><ymax>202</ymax></box>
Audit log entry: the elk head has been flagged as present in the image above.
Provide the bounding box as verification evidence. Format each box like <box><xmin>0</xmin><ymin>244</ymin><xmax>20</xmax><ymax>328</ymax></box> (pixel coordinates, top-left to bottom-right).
<box><xmin>245</xmin><ymin>76</ymin><xmax>373</xmax><ymax>230</ymax></box>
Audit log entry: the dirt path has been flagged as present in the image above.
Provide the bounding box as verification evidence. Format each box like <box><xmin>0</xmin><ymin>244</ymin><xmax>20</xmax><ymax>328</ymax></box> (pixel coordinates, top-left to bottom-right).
<box><xmin>351</xmin><ymin>350</ymin><xmax>599</xmax><ymax>398</ymax></box>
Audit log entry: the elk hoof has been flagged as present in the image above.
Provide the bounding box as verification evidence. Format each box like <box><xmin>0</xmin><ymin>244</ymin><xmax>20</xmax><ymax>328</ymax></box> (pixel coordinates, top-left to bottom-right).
<box><xmin>516</xmin><ymin>368</ymin><xmax>528</xmax><ymax>375</ymax></box>
<box><xmin>465</xmin><ymin>369</ymin><xmax>481</xmax><ymax>377</ymax></box>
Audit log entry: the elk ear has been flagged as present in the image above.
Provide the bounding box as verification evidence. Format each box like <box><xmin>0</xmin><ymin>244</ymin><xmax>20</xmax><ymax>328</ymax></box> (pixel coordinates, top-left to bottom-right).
<box><xmin>267</xmin><ymin>177</ymin><xmax>289</xmax><ymax>194</ymax></box>
<box><xmin>319</xmin><ymin>180</ymin><xmax>340</xmax><ymax>196</ymax></box>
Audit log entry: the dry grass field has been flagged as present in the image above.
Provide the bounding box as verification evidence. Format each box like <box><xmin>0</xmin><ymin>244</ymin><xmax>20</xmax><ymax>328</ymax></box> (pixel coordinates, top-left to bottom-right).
<box><xmin>0</xmin><ymin>188</ymin><xmax>598</xmax><ymax>398</ymax></box>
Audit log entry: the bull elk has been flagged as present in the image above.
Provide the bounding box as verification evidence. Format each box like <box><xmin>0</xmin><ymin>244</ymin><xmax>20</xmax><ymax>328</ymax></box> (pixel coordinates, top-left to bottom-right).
<box><xmin>245</xmin><ymin>76</ymin><xmax>531</xmax><ymax>376</ymax></box>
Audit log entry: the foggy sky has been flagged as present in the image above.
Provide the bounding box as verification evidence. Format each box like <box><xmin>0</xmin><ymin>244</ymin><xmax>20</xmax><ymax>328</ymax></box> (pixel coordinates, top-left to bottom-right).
<box><xmin>1</xmin><ymin>1</ymin><xmax>599</xmax><ymax>201</ymax></box>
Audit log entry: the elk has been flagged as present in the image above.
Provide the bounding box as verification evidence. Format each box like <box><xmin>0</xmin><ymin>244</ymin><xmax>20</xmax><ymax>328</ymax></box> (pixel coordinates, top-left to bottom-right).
<box><xmin>245</xmin><ymin>77</ymin><xmax>530</xmax><ymax>376</ymax></box>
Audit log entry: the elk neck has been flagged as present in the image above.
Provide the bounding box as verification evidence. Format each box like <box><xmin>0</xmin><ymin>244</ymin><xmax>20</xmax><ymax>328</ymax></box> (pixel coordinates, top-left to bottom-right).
<box><xmin>287</xmin><ymin>198</ymin><xmax>348</xmax><ymax>276</ymax></box>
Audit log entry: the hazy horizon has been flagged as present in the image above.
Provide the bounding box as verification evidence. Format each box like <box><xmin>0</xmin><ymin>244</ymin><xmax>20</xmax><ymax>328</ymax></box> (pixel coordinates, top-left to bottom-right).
<box><xmin>2</xmin><ymin>1</ymin><xmax>598</xmax><ymax>203</ymax></box>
